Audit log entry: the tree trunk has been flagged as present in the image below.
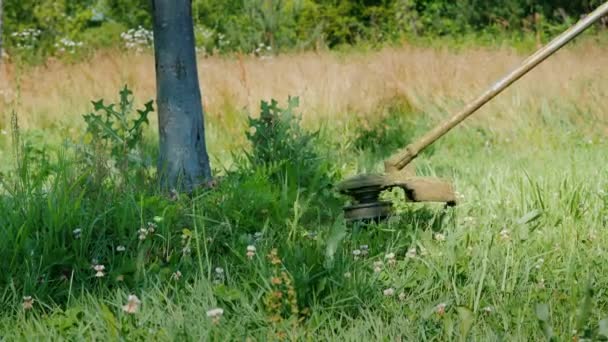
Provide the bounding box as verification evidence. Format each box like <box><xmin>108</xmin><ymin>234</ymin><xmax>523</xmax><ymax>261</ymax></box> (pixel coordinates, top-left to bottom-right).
<box><xmin>151</xmin><ymin>0</ymin><xmax>212</xmax><ymax>192</ymax></box>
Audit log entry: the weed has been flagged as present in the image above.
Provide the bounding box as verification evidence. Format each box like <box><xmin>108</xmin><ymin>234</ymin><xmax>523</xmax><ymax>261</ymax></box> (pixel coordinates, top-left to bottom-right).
<box><xmin>245</xmin><ymin>97</ymin><xmax>330</xmax><ymax>189</ymax></box>
<box><xmin>79</xmin><ymin>85</ymin><xmax>154</xmax><ymax>188</ymax></box>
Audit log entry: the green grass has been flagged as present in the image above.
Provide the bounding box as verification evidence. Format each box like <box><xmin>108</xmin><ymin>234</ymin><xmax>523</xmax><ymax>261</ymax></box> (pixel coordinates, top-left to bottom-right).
<box><xmin>0</xmin><ymin>91</ymin><xmax>607</xmax><ymax>341</ymax></box>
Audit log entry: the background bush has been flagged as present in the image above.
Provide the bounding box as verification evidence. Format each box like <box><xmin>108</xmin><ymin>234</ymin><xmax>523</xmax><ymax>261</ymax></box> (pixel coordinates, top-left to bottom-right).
<box><xmin>3</xmin><ymin>0</ymin><xmax>607</xmax><ymax>61</ymax></box>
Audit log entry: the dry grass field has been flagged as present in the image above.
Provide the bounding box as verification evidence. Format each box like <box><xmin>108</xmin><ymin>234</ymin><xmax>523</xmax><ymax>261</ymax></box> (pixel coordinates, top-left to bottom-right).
<box><xmin>1</xmin><ymin>41</ymin><xmax>606</xmax><ymax>133</ymax></box>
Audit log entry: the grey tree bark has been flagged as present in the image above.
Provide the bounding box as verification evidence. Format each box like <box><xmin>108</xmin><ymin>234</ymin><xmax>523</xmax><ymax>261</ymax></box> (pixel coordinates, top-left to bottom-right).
<box><xmin>151</xmin><ymin>0</ymin><xmax>212</xmax><ymax>192</ymax></box>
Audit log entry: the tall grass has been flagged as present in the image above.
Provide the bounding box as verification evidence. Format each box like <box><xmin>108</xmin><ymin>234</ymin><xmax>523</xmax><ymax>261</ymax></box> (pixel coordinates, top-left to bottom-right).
<box><xmin>1</xmin><ymin>40</ymin><xmax>607</xmax><ymax>130</ymax></box>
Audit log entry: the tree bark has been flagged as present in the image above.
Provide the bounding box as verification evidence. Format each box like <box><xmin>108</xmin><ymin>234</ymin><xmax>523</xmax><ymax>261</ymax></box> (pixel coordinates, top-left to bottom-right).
<box><xmin>151</xmin><ymin>0</ymin><xmax>212</xmax><ymax>192</ymax></box>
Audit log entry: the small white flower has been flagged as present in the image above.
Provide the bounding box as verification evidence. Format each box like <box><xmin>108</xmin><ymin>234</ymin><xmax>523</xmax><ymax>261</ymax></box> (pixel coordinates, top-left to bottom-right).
<box><xmin>434</xmin><ymin>233</ymin><xmax>446</xmax><ymax>242</ymax></box>
<box><xmin>93</xmin><ymin>264</ymin><xmax>105</xmax><ymax>278</ymax></box>
<box><xmin>206</xmin><ymin>307</ymin><xmax>224</xmax><ymax>324</ymax></box>
<box><xmin>138</xmin><ymin>228</ymin><xmax>148</xmax><ymax>241</ymax></box>
<box><xmin>383</xmin><ymin>288</ymin><xmax>395</xmax><ymax>296</ymax></box>
<box><xmin>246</xmin><ymin>245</ymin><xmax>256</xmax><ymax>259</ymax></box>
<box><xmin>398</xmin><ymin>292</ymin><xmax>407</xmax><ymax>301</ymax></box>
<box><xmin>535</xmin><ymin>258</ymin><xmax>544</xmax><ymax>269</ymax></box>
<box><xmin>116</xmin><ymin>245</ymin><xmax>126</xmax><ymax>252</ymax></box>
<box><xmin>215</xmin><ymin>267</ymin><xmax>224</xmax><ymax>275</ymax></box>
<box><xmin>172</xmin><ymin>270</ymin><xmax>182</xmax><ymax>280</ymax></box>
<box><xmin>23</xmin><ymin>296</ymin><xmax>34</xmax><ymax>310</ymax></box>
<box><xmin>436</xmin><ymin>303</ymin><xmax>447</xmax><ymax>316</ymax></box>
<box><xmin>343</xmin><ymin>272</ymin><xmax>352</xmax><ymax>279</ymax></box>
<box><xmin>73</xmin><ymin>228</ymin><xmax>82</xmax><ymax>239</ymax></box>
<box><xmin>405</xmin><ymin>247</ymin><xmax>417</xmax><ymax>258</ymax></box>
<box><xmin>352</xmin><ymin>249</ymin><xmax>362</xmax><ymax>260</ymax></box>
<box><xmin>456</xmin><ymin>192</ymin><xmax>465</xmax><ymax>201</ymax></box>
<box><xmin>373</xmin><ymin>261</ymin><xmax>383</xmax><ymax>273</ymax></box>
<box><xmin>419</xmin><ymin>246</ymin><xmax>429</xmax><ymax>256</ymax></box>
<box><xmin>122</xmin><ymin>294</ymin><xmax>141</xmax><ymax>314</ymax></box>
<box><xmin>146</xmin><ymin>222</ymin><xmax>157</xmax><ymax>234</ymax></box>
<box><xmin>483</xmin><ymin>306</ymin><xmax>493</xmax><ymax>314</ymax></box>
<box><xmin>499</xmin><ymin>229</ymin><xmax>511</xmax><ymax>242</ymax></box>
<box><xmin>537</xmin><ymin>278</ymin><xmax>545</xmax><ymax>289</ymax></box>
<box><xmin>384</xmin><ymin>252</ymin><xmax>396</xmax><ymax>265</ymax></box>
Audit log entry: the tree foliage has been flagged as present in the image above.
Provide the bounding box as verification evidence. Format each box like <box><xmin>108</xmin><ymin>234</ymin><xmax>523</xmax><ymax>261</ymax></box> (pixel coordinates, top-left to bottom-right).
<box><xmin>1</xmin><ymin>0</ymin><xmax>606</xmax><ymax>58</ymax></box>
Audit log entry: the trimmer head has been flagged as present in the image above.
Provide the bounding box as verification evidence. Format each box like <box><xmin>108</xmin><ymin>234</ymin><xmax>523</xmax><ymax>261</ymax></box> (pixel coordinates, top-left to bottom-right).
<box><xmin>336</xmin><ymin>173</ymin><xmax>457</xmax><ymax>221</ymax></box>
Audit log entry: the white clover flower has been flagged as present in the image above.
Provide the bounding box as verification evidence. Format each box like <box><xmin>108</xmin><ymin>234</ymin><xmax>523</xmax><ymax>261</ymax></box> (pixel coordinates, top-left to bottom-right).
<box><xmin>398</xmin><ymin>292</ymin><xmax>407</xmax><ymax>301</ymax></box>
<box><xmin>373</xmin><ymin>261</ymin><xmax>383</xmax><ymax>273</ymax></box>
<box><xmin>537</xmin><ymin>278</ymin><xmax>545</xmax><ymax>289</ymax></box>
<box><xmin>499</xmin><ymin>229</ymin><xmax>511</xmax><ymax>242</ymax></box>
<box><xmin>436</xmin><ymin>303</ymin><xmax>447</xmax><ymax>316</ymax></box>
<box><xmin>93</xmin><ymin>264</ymin><xmax>105</xmax><ymax>278</ymax></box>
<box><xmin>383</xmin><ymin>288</ymin><xmax>395</xmax><ymax>296</ymax></box>
<box><xmin>343</xmin><ymin>272</ymin><xmax>352</xmax><ymax>279</ymax></box>
<box><xmin>405</xmin><ymin>247</ymin><xmax>417</xmax><ymax>258</ymax></box>
<box><xmin>352</xmin><ymin>249</ymin><xmax>362</xmax><ymax>260</ymax></box>
<box><xmin>73</xmin><ymin>228</ymin><xmax>82</xmax><ymax>239</ymax></box>
<box><xmin>116</xmin><ymin>245</ymin><xmax>126</xmax><ymax>252</ymax></box>
<box><xmin>172</xmin><ymin>270</ymin><xmax>182</xmax><ymax>280</ymax></box>
<box><xmin>23</xmin><ymin>296</ymin><xmax>34</xmax><ymax>311</ymax></box>
<box><xmin>246</xmin><ymin>245</ymin><xmax>256</xmax><ymax>259</ymax></box>
<box><xmin>206</xmin><ymin>307</ymin><xmax>224</xmax><ymax>324</ymax></box>
<box><xmin>122</xmin><ymin>294</ymin><xmax>141</xmax><ymax>314</ymax></box>
<box><xmin>385</xmin><ymin>252</ymin><xmax>396</xmax><ymax>266</ymax></box>
<box><xmin>146</xmin><ymin>222</ymin><xmax>157</xmax><ymax>234</ymax></box>
<box><xmin>138</xmin><ymin>228</ymin><xmax>148</xmax><ymax>240</ymax></box>
<box><xmin>434</xmin><ymin>233</ymin><xmax>446</xmax><ymax>242</ymax></box>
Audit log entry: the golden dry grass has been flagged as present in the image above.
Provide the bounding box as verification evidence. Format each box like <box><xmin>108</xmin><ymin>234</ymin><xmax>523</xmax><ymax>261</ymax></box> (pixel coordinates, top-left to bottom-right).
<box><xmin>1</xmin><ymin>41</ymin><xmax>607</xmax><ymax>135</ymax></box>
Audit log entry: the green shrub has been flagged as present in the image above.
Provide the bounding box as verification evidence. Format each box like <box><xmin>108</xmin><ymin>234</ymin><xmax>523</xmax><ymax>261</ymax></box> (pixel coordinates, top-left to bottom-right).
<box><xmin>3</xmin><ymin>0</ymin><xmax>607</xmax><ymax>61</ymax></box>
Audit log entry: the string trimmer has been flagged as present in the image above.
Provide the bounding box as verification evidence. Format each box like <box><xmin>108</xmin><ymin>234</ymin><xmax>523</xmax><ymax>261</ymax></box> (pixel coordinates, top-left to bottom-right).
<box><xmin>337</xmin><ymin>2</ymin><xmax>608</xmax><ymax>221</ymax></box>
